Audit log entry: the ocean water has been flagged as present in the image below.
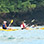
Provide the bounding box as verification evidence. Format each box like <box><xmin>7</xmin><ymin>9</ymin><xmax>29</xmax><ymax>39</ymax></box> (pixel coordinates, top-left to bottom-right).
<box><xmin>0</xmin><ymin>26</ymin><xmax>44</xmax><ymax>44</ymax></box>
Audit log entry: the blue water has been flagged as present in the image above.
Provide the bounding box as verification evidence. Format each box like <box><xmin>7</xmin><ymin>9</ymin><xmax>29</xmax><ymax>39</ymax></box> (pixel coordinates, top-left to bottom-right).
<box><xmin>0</xmin><ymin>26</ymin><xmax>44</xmax><ymax>44</ymax></box>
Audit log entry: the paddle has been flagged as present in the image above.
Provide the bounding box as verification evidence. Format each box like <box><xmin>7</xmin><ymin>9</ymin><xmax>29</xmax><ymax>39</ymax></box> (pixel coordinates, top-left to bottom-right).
<box><xmin>9</xmin><ymin>20</ymin><xmax>13</xmax><ymax>26</ymax></box>
<box><xmin>26</xmin><ymin>19</ymin><xmax>35</xmax><ymax>26</ymax></box>
<box><xmin>31</xmin><ymin>19</ymin><xmax>35</xmax><ymax>23</ymax></box>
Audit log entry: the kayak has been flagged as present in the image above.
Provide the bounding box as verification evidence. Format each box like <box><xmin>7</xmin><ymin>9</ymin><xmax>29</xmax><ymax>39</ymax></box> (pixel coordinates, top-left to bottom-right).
<box><xmin>0</xmin><ymin>27</ymin><xmax>44</xmax><ymax>31</ymax></box>
<box><xmin>0</xmin><ymin>29</ymin><xmax>19</xmax><ymax>31</ymax></box>
<box><xmin>40</xmin><ymin>27</ymin><xmax>44</xmax><ymax>30</ymax></box>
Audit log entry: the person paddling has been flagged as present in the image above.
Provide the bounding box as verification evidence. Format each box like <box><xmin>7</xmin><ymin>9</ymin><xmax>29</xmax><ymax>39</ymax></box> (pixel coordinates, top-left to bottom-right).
<box><xmin>2</xmin><ymin>21</ymin><xmax>12</xmax><ymax>30</ymax></box>
<box><xmin>2</xmin><ymin>21</ymin><xmax>7</xmax><ymax>29</ymax></box>
<box><xmin>20</xmin><ymin>21</ymin><xmax>29</xmax><ymax>30</ymax></box>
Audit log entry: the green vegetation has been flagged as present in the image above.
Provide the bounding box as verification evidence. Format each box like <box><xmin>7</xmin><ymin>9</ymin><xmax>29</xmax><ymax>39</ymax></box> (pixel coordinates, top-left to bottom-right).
<box><xmin>0</xmin><ymin>0</ymin><xmax>44</xmax><ymax>13</ymax></box>
<box><xmin>0</xmin><ymin>0</ymin><xmax>44</xmax><ymax>26</ymax></box>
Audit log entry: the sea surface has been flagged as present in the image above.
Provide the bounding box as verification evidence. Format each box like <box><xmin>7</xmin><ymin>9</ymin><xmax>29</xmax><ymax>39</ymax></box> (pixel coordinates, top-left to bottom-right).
<box><xmin>0</xmin><ymin>26</ymin><xmax>44</xmax><ymax>44</ymax></box>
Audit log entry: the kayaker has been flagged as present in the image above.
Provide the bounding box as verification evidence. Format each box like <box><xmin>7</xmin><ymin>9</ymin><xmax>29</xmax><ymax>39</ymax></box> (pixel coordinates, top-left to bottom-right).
<box><xmin>2</xmin><ymin>21</ymin><xmax>12</xmax><ymax>30</ymax></box>
<box><xmin>2</xmin><ymin>21</ymin><xmax>7</xmax><ymax>29</ymax></box>
<box><xmin>20</xmin><ymin>21</ymin><xmax>29</xmax><ymax>30</ymax></box>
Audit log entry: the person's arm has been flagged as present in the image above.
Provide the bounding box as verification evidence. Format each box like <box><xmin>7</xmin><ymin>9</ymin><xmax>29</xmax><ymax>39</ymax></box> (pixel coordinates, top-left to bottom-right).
<box><xmin>24</xmin><ymin>23</ymin><xmax>27</xmax><ymax>27</ymax></box>
<box><xmin>5</xmin><ymin>24</ymin><xmax>7</xmax><ymax>28</ymax></box>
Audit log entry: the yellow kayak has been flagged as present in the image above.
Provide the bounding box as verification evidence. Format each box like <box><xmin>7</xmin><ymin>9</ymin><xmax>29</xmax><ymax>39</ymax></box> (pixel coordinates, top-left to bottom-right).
<box><xmin>0</xmin><ymin>29</ymin><xmax>19</xmax><ymax>31</ymax></box>
<box><xmin>40</xmin><ymin>27</ymin><xmax>44</xmax><ymax>30</ymax></box>
<box><xmin>0</xmin><ymin>27</ymin><xmax>44</xmax><ymax>31</ymax></box>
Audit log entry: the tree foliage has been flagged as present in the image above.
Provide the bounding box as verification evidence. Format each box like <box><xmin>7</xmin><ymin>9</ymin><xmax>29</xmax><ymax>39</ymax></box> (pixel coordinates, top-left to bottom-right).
<box><xmin>0</xmin><ymin>0</ymin><xmax>44</xmax><ymax>13</ymax></box>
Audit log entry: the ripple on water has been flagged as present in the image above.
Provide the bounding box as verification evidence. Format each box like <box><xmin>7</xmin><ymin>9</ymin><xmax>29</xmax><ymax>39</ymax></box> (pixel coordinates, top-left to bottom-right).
<box><xmin>0</xmin><ymin>27</ymin><xmax>44</xmax><ymax>44</ymax></box>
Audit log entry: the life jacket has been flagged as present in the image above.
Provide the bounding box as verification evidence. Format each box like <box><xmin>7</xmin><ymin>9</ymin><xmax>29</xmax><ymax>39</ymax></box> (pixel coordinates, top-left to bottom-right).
<box><xmin>23</xmin><ymin>24</ymin><xmax>25</xmax><ymax>28</ymax></box>
<box><xmin>20</xmin><ymin>24</ymin><xmax>26</xmax><ymax>28</ymax></box>
<box><xmin>2</xmin><ymin>24</ymin><xmax>7</xmax><ymax>29</ymax></box>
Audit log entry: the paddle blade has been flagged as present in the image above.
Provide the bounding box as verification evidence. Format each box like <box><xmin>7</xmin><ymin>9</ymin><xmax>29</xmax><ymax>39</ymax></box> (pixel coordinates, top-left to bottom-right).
<box><xmin>31</xmin><ymin>19</ymin><xmax>35</xmax><ymax>22</ymax></box>
<box><xmin>11</xmin><ymin>20</ymin><xmax>13</xmax><ymax>23</ymax></box>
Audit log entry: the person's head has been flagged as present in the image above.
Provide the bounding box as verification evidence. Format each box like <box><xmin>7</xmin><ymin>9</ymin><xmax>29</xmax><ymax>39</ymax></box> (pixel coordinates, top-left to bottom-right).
<box><xmin>21</xmin><ymin>21</ymin><xmax>24</xmax><ymax>24</ymax></box>
<box><xmin>3</xmin><ymin>21</ymin><xmax>7</xmax><ymax>24</ymax></box>
<box><xmin>32</xmin><ymin>25</ymin><xmax>35</xmax><ymax>27</ymax></box>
